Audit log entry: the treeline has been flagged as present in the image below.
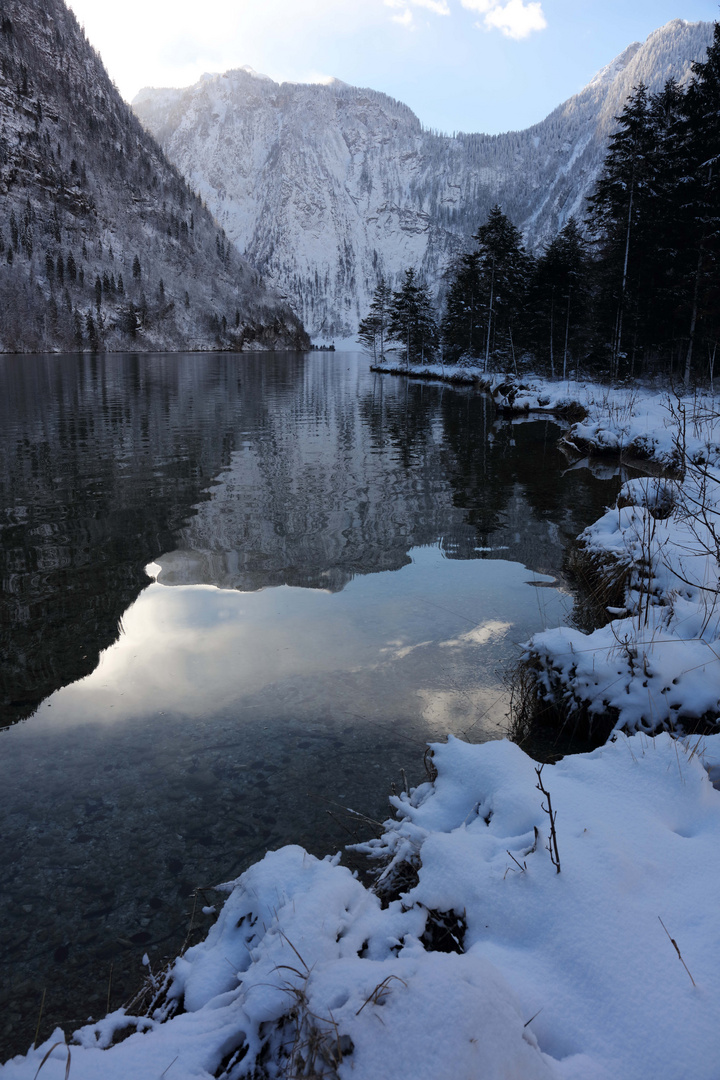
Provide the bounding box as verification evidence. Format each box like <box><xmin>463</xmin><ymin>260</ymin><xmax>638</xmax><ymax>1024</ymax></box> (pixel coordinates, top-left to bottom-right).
<box><xmin>360</xmin><ymin>23</ymin><xmax>720</xmax><ymax>382</ymax></box>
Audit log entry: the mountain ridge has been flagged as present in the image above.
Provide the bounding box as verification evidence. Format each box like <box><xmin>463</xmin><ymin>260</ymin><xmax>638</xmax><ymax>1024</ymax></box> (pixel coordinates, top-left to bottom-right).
<box><xmin>133</xmin><ymin>18</ymin><xmax>714</xmax><ymax>340</ymax></box>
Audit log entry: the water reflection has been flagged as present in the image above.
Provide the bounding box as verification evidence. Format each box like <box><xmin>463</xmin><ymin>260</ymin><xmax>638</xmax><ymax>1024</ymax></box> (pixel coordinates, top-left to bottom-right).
<box><xmin>27</xmin><ymin>548</ymin><xmax>562</xmax><ymax>734</ymax></box>
<box><xmin>0</xmin><ymin>351</ymin><xmax>621</xmax><ymax>1055</ymax></box>
<box><xmin>1</xmin><ymin>352</ymin><xmax>611</xmax><ymax>728</ymax></box>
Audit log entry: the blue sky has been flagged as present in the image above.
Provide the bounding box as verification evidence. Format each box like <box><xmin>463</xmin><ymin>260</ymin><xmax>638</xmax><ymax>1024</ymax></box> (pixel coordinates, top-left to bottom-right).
<box><xmin>66</xmin><ymin>0</ymin><xmax>719</xmax><ymax>134</ymax></box>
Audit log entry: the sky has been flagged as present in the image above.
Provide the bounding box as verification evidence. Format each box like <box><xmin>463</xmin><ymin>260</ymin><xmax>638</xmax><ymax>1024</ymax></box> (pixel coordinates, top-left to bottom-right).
<box><xmin>65</xmin><ymin>0</ymin><xmax>720</xmax><ymax>135</ymax></box>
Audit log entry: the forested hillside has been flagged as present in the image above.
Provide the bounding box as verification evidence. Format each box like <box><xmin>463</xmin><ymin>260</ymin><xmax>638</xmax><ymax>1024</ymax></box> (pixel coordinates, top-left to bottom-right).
<box><xmin>429</xmin><ymin>24</ymin><xmax>720</xmax><ymax>382</ymax></box>
<box><xmin>0</xmin><ymin>0</ymin><xmax>308</xmax><ymax>352</ymax></box>
<box><xmin>134</xmin><ymin>20</ymin><xmax>713</xmax><ymax>339</ymax></box>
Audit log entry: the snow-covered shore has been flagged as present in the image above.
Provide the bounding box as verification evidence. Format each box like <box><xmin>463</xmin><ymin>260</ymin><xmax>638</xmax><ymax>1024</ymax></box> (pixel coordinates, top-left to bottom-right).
<box><xmin>4</xmin><ymin>370</ymin><xmax>720</xmax><ymax>1079</ymax></box>
<box><xmin>3</xmin><ymin>733</ymin><xmax>720</xmax><ymax>1080</ymax></box>
<box><xmin>507</xmin><ymin>378</ymin><xmax>720</xmax><ymax>741</ymax></box>
<box><xmin>374</xmin><ymin>362</ymin><xmax>720</xmax><ymax>738</ymax></box>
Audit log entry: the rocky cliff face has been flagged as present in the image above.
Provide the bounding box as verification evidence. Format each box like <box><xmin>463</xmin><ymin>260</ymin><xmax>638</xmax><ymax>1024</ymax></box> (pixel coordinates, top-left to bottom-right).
<box><xmin>133</xmin><ymin>20</ymin><xmax>713</xmax><ymax>340</ymax></box>
<box><xmin>0</xmin><ymin>0</ymin><xmax>308</xmax><ymax>352</ymax></box>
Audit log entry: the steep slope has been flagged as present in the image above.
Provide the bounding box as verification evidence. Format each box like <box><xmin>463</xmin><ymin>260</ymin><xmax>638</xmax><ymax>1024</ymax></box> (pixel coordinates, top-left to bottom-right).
<box><xmin>0</xmin><ymin>0</ymin><xmax>308</xmax><ymax>352</ymax></box>
<box><xmin>133</xmin><ymin>20</ymin><xmax>713</xmax><ymax>340</ymax></box>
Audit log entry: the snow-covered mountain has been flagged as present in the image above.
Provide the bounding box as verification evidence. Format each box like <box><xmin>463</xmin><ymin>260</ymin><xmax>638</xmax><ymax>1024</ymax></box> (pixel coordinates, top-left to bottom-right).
<box><xmin>133</xmin><ymin>20</ymin><xmax>713</xmax><ymax>341</ymax></box>
<box><xmin>0</xmin><ymin>0</ymin><xmax>308</xmax><ymax>353</ymax></box>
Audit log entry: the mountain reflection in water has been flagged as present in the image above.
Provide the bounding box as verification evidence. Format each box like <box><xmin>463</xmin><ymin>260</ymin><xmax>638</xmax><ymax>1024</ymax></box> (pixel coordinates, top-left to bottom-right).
<box><xmin>0</xmin><ymin>351</ymin><xmax>621</xmax><ymax>1056</ymax></box>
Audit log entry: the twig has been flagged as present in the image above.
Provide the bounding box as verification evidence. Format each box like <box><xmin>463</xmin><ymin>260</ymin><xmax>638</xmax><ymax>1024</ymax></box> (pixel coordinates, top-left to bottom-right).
<box><xmin>506</xmin><ymin>850</ymin><xmax>527</xmax><ymax>873</ymax></box>
<box><xmin>33</xmin><ymin>988</ymin><xmax>46</xmax><ymax>1051</ymax></box>
<box><xmin>536</xmin><ymin>766</ymin><xmax>561</xmax><ymax>874</ymax></box>
<box><xmin>658</xmin><ymin>916</ymin><xmax>696</xmax><ymax>987</ymax></box>
<box><xmin>524</xmin><ymin>1007</ymin><xmax>543</xmax><ymax>1028</ymax></box>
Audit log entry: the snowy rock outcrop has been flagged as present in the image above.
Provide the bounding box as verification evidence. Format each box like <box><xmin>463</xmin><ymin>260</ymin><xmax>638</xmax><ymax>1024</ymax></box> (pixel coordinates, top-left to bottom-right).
<box><xmin>133</xmin><ymin>20</ymin><xmax>713</xmax><ymax>339</ymax></box>
<box><xmin>0</xmin><ymin>0</ymin><xmax>308</xmax><ymax>353</ymax></box>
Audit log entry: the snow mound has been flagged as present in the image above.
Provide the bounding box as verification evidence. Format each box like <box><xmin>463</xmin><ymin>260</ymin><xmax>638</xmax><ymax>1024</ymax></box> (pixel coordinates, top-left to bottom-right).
<box><xmin>3</xmin><ymin>734</ymin><xmax>720</xmax><ymax>1080</ymax></box>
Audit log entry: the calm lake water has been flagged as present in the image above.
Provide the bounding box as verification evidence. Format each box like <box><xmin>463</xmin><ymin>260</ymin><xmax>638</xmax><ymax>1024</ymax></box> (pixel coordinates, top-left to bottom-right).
<box><xmin>0</xmin><ymin>351</ymin><xmax>621</xmax><ymax>1055</ymax></box>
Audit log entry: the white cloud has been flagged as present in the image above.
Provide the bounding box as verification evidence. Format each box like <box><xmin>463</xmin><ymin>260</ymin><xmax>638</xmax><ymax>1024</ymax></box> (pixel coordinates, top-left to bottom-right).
<box><xmin>484</xmin><ymin>0</ymin><xmax>547</xmax><ymax>38</ymax></box>
<box><xmin>391</xmin><ymin>6</ymin><xmax>414</xmax><ymax>25</ymax></box>
<box><xmin>439</xmin><ymin>619</ymin><xmax>512</xmax><ymax>649</ymax></box>
<box><xmin>460</xmin><ymin>0</ymin><xmax>547</xmax><ymax>38</ymax></box>
<box><xmin>385</xmin><ymin>0</ymin><xmax>450</xmax><ymax>27</ymax></box>
<box><xmin>413</xmin><ymin>0</ymin><xmax>451</xmax><ymax>14</ymax></box>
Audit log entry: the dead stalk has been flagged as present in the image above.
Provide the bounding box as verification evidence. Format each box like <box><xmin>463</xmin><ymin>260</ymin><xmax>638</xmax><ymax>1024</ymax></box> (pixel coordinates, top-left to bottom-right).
<box><xmin>658</xmin><ymin>916</ymin><xmax>696</xmax><ymax>987</ymax></box>
<box><xmin>32</xmin><ymin>987</ymin><xmax>46</xmax><ymax>1051</ymax></box>
<box><xmin>356</xmin><ymin>975</ymin><xmax>407</xmax><ymax>1015</ymax></box>
<box><xmin>536</xmin><ymin>766</ymin><xmax>561</xmax><ymax>874</ymax></box>
<box><xmin>32</xmin><ymin>1040</ymin><xmax>71</xmax><ymax>1080</ymax></box>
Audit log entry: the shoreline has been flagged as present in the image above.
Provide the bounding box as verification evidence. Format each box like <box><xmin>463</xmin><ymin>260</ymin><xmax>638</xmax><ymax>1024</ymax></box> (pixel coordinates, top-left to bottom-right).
<box><xmin>3</xmin><ymin>365</ymin><xmax>720</xmax><ymax>1079</ymax></box>
<box><xmin>373</xmin><ymin>359</ymin><xmax>720</xmax><ymax>742</ymax></box>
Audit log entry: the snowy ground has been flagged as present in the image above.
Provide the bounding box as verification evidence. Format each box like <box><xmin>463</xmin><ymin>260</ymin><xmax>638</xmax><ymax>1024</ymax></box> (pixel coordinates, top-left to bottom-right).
<box><xmin>513</xmin><ymin>380</ymin><xmax>720</xmax><ymax>739</ymax></box>
<box><xmin>2</xmin><ymin>733</ymin><xmax>720</xmax><ymax>1080</ymax></box>
<box><xmin>4</xmin><ymin>371</ymin><xmax>720</xmax><ymax>1078</ymax></box>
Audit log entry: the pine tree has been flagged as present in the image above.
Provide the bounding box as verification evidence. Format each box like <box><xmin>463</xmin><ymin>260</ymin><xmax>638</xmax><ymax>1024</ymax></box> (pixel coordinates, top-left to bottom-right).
<box><xmin>586</xmin><ymin>84</ymin><xmax>656</xmax><ymax>371</ymax></box>
<box><xmin>530</xmin><ymin>218</ymin><xmax>590</xmax><ymax>377</ymax></box>
<box><xmin>441</xmin><ymin>251</ymin><xmax>482</xmax><ymax>364</ymax></box>
<box><xmin>641</xmin><ymin>80</ymin><xmax>689</xmax><ymax>359</ymax></box>
<box><xmin>387</xmin><ymin>268</ymin><xmax>439</xmax><ymax>365</ymax></box>
<box><xmin>473</xmin><ymin>206</ymin><xmax>530</xmax><ymax>372</ymax></box>
<box><xmin>85</xmin><ymin>310</ymin><xmax>98</xmax><ymax>350</ymax></box>
<box><xmin>357</xmin><ymin>276</ymin><xmax>392</xmax><ymax>361</ymax></box>
<box><xmin>679</xmin><ymin>25</ymin><xmax>720</xmax><ymax>382</ymax></box>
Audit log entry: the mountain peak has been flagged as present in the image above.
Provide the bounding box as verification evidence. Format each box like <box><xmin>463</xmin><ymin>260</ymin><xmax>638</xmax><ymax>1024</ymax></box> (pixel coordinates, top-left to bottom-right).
<box><xmin>134</xmin><ymin>18</ymin><xmax>715</xmax><ymax>340</ymax></box>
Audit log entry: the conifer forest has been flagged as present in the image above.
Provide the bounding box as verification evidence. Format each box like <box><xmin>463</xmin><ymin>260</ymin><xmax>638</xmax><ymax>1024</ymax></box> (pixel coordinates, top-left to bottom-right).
<box><xmin>360</xmin><ymin>23</ymin><xmax>720</xmax><ymax>384</ymax></box>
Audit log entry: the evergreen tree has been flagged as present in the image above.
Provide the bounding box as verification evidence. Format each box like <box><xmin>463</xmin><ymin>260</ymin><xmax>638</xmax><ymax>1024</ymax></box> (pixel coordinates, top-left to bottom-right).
<box><xmin>641</xmin><ymin>80</ymin><xmax>689</xmax><ymax>357</ymax></box>
<box><xmin>586</xmin><ymin>84</ymin><xmax>657</xmax><ymax>370</ymax></box>
<box><xmin>441</xmin><ymin>251</ymin><xmax>482</xmax><ymax>364</ymax></box>
<box><xmin>72</xmin><ymin>307</ymin><xmax>83</xmax><ymax>348</ymax></box>
<box><xmin>679</xmin><ymin>25</ymin><xmax>720</xmax><ymax>382</ymax></box>
<box><xmin>85</xmin><ymin>310</ymin><xmax>98</xmax><ymax>349</ymax></box>
<box><xmin>387</xmin><ymin>268</ymin><xmax>439</xmax><ymax>365</ymax></box>
<box><xmin>530</xmin><ymin>218</ymin><xmax>590</xmax><ymax>377</ymax></box>
<box><xmin>473</xmin><ymin>205</ymin><xmax>530</xmax><ymax>371</ymax></box>
<box><xmin>357</xmin><ymin>276</ymin><xmax>392</xmax><ymax>361</ymax></box>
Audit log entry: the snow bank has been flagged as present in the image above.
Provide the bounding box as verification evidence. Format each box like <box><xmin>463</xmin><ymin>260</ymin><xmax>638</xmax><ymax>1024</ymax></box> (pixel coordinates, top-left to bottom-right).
<box><xmin>3</xmin><ymin>734</ymin><xmax>720</xmax><ymax>1080</ymax></box>
<box><xmin>524</xmin><ymin>390</ymin><xmax>720</xmax><ymax>737</ymax></box>
<box><xmin>372</xmin><ymin>361</ymin><xmax>720</xmax><ymax>467</ymax></box>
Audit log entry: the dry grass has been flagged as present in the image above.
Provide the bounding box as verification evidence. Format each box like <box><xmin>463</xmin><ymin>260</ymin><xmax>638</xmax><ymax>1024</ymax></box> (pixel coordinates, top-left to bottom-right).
<box><xmin>507</xmin><ymin>657</ymin><xmax>617</xmax><ymax>761</ymax></box>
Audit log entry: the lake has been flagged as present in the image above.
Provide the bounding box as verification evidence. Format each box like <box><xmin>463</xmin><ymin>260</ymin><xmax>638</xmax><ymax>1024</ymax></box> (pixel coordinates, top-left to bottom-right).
<box><xmin>0</xmin><ymin>351</ymin><xmax>620</xmax><ymax>1055</ymax></box>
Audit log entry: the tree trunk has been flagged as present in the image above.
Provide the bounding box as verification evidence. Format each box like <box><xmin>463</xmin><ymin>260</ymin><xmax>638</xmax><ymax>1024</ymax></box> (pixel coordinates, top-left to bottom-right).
<box><xmin>684</xmin><ymin>246</ymin><xmax>703</xmax><ymax>386</ymax></box>
<box><xmin>615</xmin><ymin>175</ymin><xmax>635</xmax><ymax>366</ymax></box>
<box><xmin>549</xmin><ymin>288</ymin><xmax>555</xmax><ymax>378</ymax></box>
<box><xmin>484</xmin><ymin>258</ymin><xmax>495</xmax><ymax>374</ymax></box>
<box><xmin>563</xmin><ymin>287</ymin><xmax>571</xmax><ymax>380</ymax></box>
